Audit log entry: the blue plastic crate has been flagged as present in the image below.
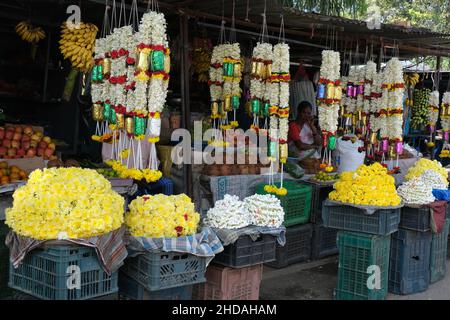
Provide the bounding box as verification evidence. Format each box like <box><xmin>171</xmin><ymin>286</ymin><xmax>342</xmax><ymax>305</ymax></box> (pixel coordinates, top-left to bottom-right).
<box><xmin>336</xmin><ymin>232</ymin><xmax>390</xmax><ymax>300</ymax></box>
<box><xmin>9</xmin><ymin>245</ymin><xmax>118</xmax><ymax>300</ymax></box>
<box><xmin>121</xmin><ymin>251</ymin><xmax>207</xmax><ymax>291</ymax></box>
<box><xmin>399</xmin><ymin>206</ymin><xmax>431</xmax><ymax>232</ymax></box>
<box><xmin>389</xmin><ymin>228</ymin><xmax>432</xmax><ymax>295</ymax></box>
<box><xmin>322</xmin><ymin>204</ymin><xmax>401</xmax><ymax>236</ymax></box>
<box><xmin>118</xmin><ymin>272</ymin><xmax>192</xmax><ymax>300</ymax></box>
<box><xmin>430</xmin><ymin>220</ymin><xmax>450</xmax><ymax>284</ymax></box>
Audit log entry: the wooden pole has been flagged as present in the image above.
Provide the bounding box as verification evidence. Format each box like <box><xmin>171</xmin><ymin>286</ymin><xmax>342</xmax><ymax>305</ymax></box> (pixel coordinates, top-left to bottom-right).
<box><xmin>180</xmin><ymin>14</ymin><xmax>193</xmax><ymax>198</ymax></box>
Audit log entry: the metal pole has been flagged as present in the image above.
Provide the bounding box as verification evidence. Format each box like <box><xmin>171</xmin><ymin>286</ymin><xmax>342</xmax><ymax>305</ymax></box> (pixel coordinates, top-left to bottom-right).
<box><xmin>180</xmin><ymin>14</ymin><xmax>193</xmax><ymax>197</ymax></box>
<box><xmin>431</xmin><ymin>55</ymin><xmax>441</xmax><ymax>160</ymax></box>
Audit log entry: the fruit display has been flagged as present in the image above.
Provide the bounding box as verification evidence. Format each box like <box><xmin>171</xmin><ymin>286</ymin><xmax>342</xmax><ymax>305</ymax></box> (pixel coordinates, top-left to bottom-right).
<box><xmin>403</xmin><ymin>73</ymin><xmax>420</xmax><ymax>87</ymax></box>
<box><xmin>410</xmin><ymin>88</ymin><xmax>431</xmax><ymax>129</ymax></box>
<box><xmin>312</xmin><ymin>171</ymin><xmax>340</xmax><ymax>183</ymax></box>
<box><xmin>0</xmin><ymin>161</ymin><xmax>28</xmax><ymax>185</ymax></box>
<box><xmin>15</xmin><ymin>21</ymin><xmax>46</xmax><ymax>44</ymax></box>
<box><xmin>59</xmin><ymin>21</ymin><xmax>98</xmax><ymax>73</ymax></box>
<box><xmin>329</xmin><ymin>162</ymin><xmax>401</xmax><ymax>206</ymax></box>
<box><xmin>0</xmin><ymin>124</ymin><xmax>56</xmax><ymax>160</ymax></box>
<box><xmin>192</xmin><ymin>37</ymin><xmax>212</xmax><ymax>83</ymax></box>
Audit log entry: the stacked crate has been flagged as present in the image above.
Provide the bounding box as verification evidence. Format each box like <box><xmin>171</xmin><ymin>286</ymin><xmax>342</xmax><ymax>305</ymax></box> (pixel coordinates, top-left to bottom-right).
<box><xmin>301</xmin><ymin>181</ymin><xmax>339</xmax><ymax>260</ymax></box>
<box><xmin>257</xmin><ymin>181</ymin><xmax>314</xmax><ymax>268</ymax></box>
<box><xmin>388</xmin><ymin>204</ymin><xmax>448</xmax><ymax>295</ymax></box>
<box><xmin>322</xmin><ymin>203</ymin><xmax>401</xmax><ymax>300</ymax></box>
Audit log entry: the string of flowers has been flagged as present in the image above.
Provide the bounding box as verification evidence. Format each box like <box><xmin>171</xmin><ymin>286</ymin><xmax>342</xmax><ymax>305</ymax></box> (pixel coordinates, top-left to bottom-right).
<box><xmin>441</xmin><ymin>92</ymin><xmax>450</xmax><ymax>143</ymax></box>
<box><xmin>249</xmin><ymin>42</ymin><xmax>272</xmax><ymax>132</ymax></box>
<box><xmin>221</xmin><ymin>43</ymin><xmax>241</xmax><ymax>129</ymax></box>
<box><xmin>208</xmin><ymin>44</ymin><xmax>225</xmax><ymax>146</ymax></box>
<box><xmin>427</xmin><ymin>90</ymin><xmax>440</xmax><ymax>142</ymax></box>
<box><xmin>383</xmin><ymin>58</ymin><xmax>405</xmax><ymax>170</ymax></box>
<box><xmin>362</xmin><ymin>61</ymin><xmax>376</xmax><ymax>136</ymax></box>
<box><xmin>368</xmin><ymin>71</ymin><xmax>383</xmax><ymax>160</ymax></box>
<box><xmin>91</xmin><ymin>37</ymin><xmax>106</xmax><ymax>140</ymax></box>
<box><xmin>317</xmin><ymin>50</ymin><xmax>341</xmax><ymax>171</ymax></box>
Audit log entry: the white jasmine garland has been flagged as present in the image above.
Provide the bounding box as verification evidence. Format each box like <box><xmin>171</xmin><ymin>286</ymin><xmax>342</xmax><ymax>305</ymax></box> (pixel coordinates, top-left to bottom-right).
<box><xmin>269</xmin><ymin>115</ymin><xmax>279</xmax><ymax>141</ymax></box>
<box><xmin>279</xmin><ymin>118</ymin><xmax>288</xmax><ymax>142</ymax></box>
<box><xmin>205</xmin><ymin>195</ymin><xmax>251</xmax><ymax>229</ymax></box>
<box><xmin>318</xmin><ymin>50</ymin><xmax>340</xmax><ymax>134</ymax></box>
<box><xmin>420</xmin><ymin>169</ymin><xmax>448</xmax><ymax>189</ymax></box>
<box><xmin>209</xmin><ymin>45</ymin><xmax>225</xmax><ymax>102</ymax></box>
<box><xmin>428</xmin><ymin>90</ymin><xmax>440</xmax><ymax>126</ymax></box>
<box><xmin>441</xmin><ymin>92</ymin><xmax>450</xmax><ymax>131</ymax></box>
<box><xmin>148</xmin><ymin>77</ymin><xmax>165</xmax><ymax>113</ymax></box>
<box><xmin>318</xmin><ymin>104</ymin><xmax>339</xmax><ymax>133</ymax></box>
<box><xmin>133</xmin><ymin>81</ymin><xmax>148</xmax><ymax>109</ymax></box>
<box><xmin>384</xmin><ymin>58</ymin><xmax>405</xmax><ymax>140</ymax></box>
<box><xmin>244</xmin><ymin>194</ymin><xmax>285</xmax><ymax>228</ymax></box>
<box><xmin>397</xmin><ymin>178</ymin><xmax>435</xmax><ymax>205</ymax></box>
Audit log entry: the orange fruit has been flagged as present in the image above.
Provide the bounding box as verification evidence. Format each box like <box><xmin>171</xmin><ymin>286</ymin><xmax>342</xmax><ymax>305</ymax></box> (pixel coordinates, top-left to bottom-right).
<box><xmin>0</xmin><ymin>161</ymin><xmax>7</xmax><ymax>169</ymax></box>
<box><xmin>9</xmin><ymin>173</ymin><xmax>20</xmax><ymax>181</ymax></box>
<box><xmin>9</xmin><ymin>166</ymin><xmax>20</xmax><ymax>174</ymax></box>
<box><xmin>1</xmin><ymin>176</ymin><xmax>10</xmax><ymax>185</ymax></box>
<box><xmin>19</xmin><ymin>170</ymin><xmax>27</xmax><ymax>179</ymax></box>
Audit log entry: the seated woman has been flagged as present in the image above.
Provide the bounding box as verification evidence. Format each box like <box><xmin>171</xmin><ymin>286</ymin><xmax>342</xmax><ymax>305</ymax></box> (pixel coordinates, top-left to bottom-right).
<box><xmin>288</xmin><ymin>101</ymin><xmax>322</xmax><ymax>159</ymax></box>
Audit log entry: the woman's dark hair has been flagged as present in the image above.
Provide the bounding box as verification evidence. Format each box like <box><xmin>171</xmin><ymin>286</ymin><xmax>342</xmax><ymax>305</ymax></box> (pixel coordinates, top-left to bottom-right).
<box><xmin>297</xmin><ymin>101</ymin><xmax>313</xmax><ymax>118</ymax></box>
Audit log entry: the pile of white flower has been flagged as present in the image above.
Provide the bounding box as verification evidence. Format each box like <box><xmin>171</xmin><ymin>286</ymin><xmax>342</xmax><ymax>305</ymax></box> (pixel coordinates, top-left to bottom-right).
<box><xmin>420</xmin><ymin>170</ymin><xmax>448</xmax><ymax>190</ymax></box>
<box><xmin>204</xmin><ymin>193</ymin><xmax>285</xmax><ymax>229</ymax></box>
<box><xmin>204</xmin><ymin>195</ymin><xmax>250</xmax><ymax>229</ymax></box>
<box><xmin>397</xmin><ymin>178</ymin><xmax>435</xmax><ymax>205</ymax></box>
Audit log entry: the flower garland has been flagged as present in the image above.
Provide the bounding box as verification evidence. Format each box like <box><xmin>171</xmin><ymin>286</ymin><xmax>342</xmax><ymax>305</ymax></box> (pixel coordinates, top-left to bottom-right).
<box><xmin>126</xmin><ymin>194</ymin><xmax>200</xmax><ymax>238</ymax></box>
<box><xmin>317</xmin><ymin>50</ymin><xmax>341</xmax><ymax>170</ymax></box>
<box><xmin>5</xmin><ymin>168</ymin><xmax>124</xmax><ymax>240</ymax></box>
<box><xmin>385</xmin><ymin>58</ymin><xmax>405</xmax><ymax>144</ymax></box>
<box><xmin>244</xmin><ymin>194</ymin><xmax>284</xmax><ymax>228</ymax></box>
<box><xmin>427</xmin><ymin>91</ymin><xmax>440</xmax><ymax>131</ymax></box>
<box><xmin>441</xmin><ymin>92</ymin><xmax>450</xmax><ymax>142</ymax></box>
<box><xmin>91</xmin><ymin>37</ymin><xmax>106</xmax><ymax>139</ymax></box>
<box><xmin>105</xmin><ymin>159</ymin><xmax>162</xmax><ymax>182</ymax></box>
<box><xmin>397</xmin><ymin>177</ymin><xmax>435</xmax><ymax>205</ymax></box>
<box><xmin>249</xmin><ymin>42</ymin><xmax>273</xmax><ymax>131</ymax></box>
<box><xmin>222</xmin><ymin>43</ymin><xmax>242</xmax><ymax>128</ymax></box>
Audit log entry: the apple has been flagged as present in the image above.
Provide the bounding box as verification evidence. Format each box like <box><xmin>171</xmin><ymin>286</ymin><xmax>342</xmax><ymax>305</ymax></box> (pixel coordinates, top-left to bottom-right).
<box><xmin>44</xmin><ymin>148</ymin><xmax>54</xmax><ymax>157</ymax></box>
<box><xmin>5</xmin><ymin>130</ymin><xmax>14</xmax><ymax>140</ymax></box>
<box><xmin>21</xmin><ymin>141</ymin><xmax>31</xmax><ymax>150</ymax></box>
<box><xmin>38</xmin><ymin>141</ymin><xmax>47</xmax><ymax>149</ymax></box>
<box><xmin>43</xmin><ymin>136</ymin><xmax>51</xmax><ymax>144</ymax></box>
<box><xmin>11</xmin><ymin>140</ymin><xmax>20</xmax><ymax>149</ymax></box>
<box><xmin>23</xmin><ymin>126</ymin><xmax>33</xmax><ymax>136</ymax></box>
<box><xmin>26</xmin><ymin>148</ymin><xmax>36</xmax><ymax>157</ymax></box>
<box><xmin>8</xmin><ymin>148</ymin><xmax>16</xmax><ymax>156</ymax></box>
<box><xmin>2</xmin><ymin>140</ymin><xmax>10</xmax><ymax>148</ymax></box>
<box><xmin>37</xmin><ymin>148</ymin><xmax>45</xmax><ymax>156</ymax></box>
<box><xmin>3</xmin><ymin>155</ymin><xmax>10</xmax><ymax>159</ymax></box>
<box><xmin>30</xmin><ymin>141</ymin><xmax>38</xmax><ymax>149</ymax></box>
<box><xmin>22</xmin><ymin>135</ymin><xmax>31</xmax><ymax>142</ymax></box>
<box><xmin>0</xmin><ymin>129</ymin><xmax>5</xmax><ymax>140</ymax></box>
<box><xmin>0</xmin><ymin>147</ymin><xmax>6</xmax><ymax>156</ymax></box>
<box><xmin>14</xmin><ymin>126</ymin><xmax>22</xmax><ymax>133</ymax></box>
<box><xmin>13</xmin><ymin>132</ymin><xmax>22</xmax><ymax>141</ymax></box>
<box><xmin>36</xmin><ymin>131</ymin><xmax>44</xmax><ymax>138</ymax></box>
<box><xmin>47</xmin><ymin>143</ymin><xmax>56</xmax><ymax>150</ymax></box>
<box><xmin>17</xmin><ymin>149</ymin><xmax>26</xmax><ymax>157</ymax></box>
<box><xmin>31</xmin><ymin>134</ymin><xmax>40</xmax><ymax>142</ymax></box>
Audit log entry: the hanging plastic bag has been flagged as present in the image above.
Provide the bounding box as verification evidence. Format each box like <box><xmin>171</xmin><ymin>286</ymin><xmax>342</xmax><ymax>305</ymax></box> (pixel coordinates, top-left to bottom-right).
<box><xmin>336</xmin><ymin>136</ymin><xmax>365</xmax><ymax>173</ymax></box>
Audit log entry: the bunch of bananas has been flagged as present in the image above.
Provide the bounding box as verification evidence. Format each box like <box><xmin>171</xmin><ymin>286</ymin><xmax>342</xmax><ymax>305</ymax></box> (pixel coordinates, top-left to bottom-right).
<box><xmin>192</xmin><ymin>48</ymin><xmax>211</xmax><ymax>83</ymax></box>
<box><xmin>410</xmin><ymin>88</ymin><xmax>431</xmax><ymax>129</ymax></box>
<box><xmin>15</xmin><ymin>21</ymin><xmax>46</xmax><ymax>43</ymax></box>
<box><xmin>404</xmin><ymin>73</ymin><xmax>420</xmax><ymax>87</ymax></box>
<box><xmin>59</xmin><ymin>22</ymin><xmax>98</xmax><ymax>73</ymax></box>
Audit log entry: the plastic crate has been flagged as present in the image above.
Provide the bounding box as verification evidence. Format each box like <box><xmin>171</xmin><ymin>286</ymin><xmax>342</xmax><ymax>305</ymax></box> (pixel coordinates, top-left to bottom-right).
<box><xmin>121</xmin><ymin>251</ymin><xmax>207</xmax><ymax>291</ymax></box>
<box><xmin>256</xmin><ymin>181</ymin><xmax>312</xmax><ymax>227</ymax></box>
<box><xmin>430</xmin><ymin>220</ymin><xmax>450</xmax><ymax>284</ymax></box>
<box><xmin>311</xmin><ymin>223</ymin><xmax>339</xmax><ymax>260</ymax></box>
<box><xmin>11</xmin><ymin>290</ymin><xmax>119</xmax><ymax>300</ymax></box>
<box><xmin>119</xmin><ymin>272</ymin><xmax>192</xmax><ymax>300</ymax></box>
<box><xmin>389</xmin><ymin>228</ymin><xmax>432</xmax><ymax>295</ymax></box>
<box><xmin>299</xmin><ymin>181</ymin><xmax>333</xmax><ymax>223</ymax></box>
<box><xmin>265</xmin><ymin>224</ymin><xmax>313</xmax><ymax>268</ymax></box>
<box><xmin>192</xmin><ymin>264</ymin><xmax>262</xmax><ymax>300</ymax></box>
<box><xmin>8</xmin><ymin>245</ymin><xmax>118</xmax><ymax>300</ymax></box>
<box><xmin>213</xmin><ymin>234</ymin><xmax>277</xmax><ymax>268</ymax></box>
<box><xmin>399</xmin><ymin>206</ymin><xmax>431</xmax><ymax>232</ymax></box>
<box><xmin>322</xmin><ymin>204</ymin><xmax>401</xmax><ymax>236</ymax></box>
<box><xmin>335</xmin><ymin>232</ymin><xmax>390</xmax><ymax>300</ymax></box>
<box><xmin>0</xmin><ymin>221</ymin><xmax>12</xmax><ymax>299</ymax></box>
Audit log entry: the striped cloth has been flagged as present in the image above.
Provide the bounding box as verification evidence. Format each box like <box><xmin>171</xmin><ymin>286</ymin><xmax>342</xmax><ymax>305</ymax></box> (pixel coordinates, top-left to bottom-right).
<box><xmin>212</xmin><ymin>225</ymin><xmax>286</xmax><ymax>247</ymax></box>
<box><xmin>6</xmin><ymin>226</ymin><xmax>127</xmax><ymax>276</ymax></box>
<box><xmin>126</xmin><ymin>227</ymin><xmax>224</xmax><ymax>265</ymax></box>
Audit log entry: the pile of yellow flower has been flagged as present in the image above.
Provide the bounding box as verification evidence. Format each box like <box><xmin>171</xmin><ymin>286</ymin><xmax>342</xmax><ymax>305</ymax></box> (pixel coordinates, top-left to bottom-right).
<box><xmin>405</xmin><ymin>158</ymin><xmax>447</xmax><ymax>183</ymax></box>
<box><xmin>328</xmin><ymin>163</ymin><xmax>401</xmax><ymax>206</ymax></box>
<box><xmin>105</xmin><ymin>160</ymin><xmax>162</xmax><ymax>183</ymax></box>
<box><xmin>5</xmin><ymin>168</ymin><xmax>124</xmax><ymax>240</ymax></box>
<box><xmin>125</xmin><ymin>194</ymin><xmax>200</xmax><ymax>238</ymax></box>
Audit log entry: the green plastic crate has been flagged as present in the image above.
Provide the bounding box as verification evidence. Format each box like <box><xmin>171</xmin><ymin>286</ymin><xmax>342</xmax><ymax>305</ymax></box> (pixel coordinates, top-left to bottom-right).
<box><xmin>336</xmin><ymin>231</ymin><xmax>390</xmax><ymax>300</ymax></box>
<box><xmin>430</xmin><ymin>220</ymin><xmax>450</xmax><ymax>284</ymax></box>
<box><xmin>256</xmin><ymin>180</ymin><xmax>312</xmax><ymax>227</ymax></box>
